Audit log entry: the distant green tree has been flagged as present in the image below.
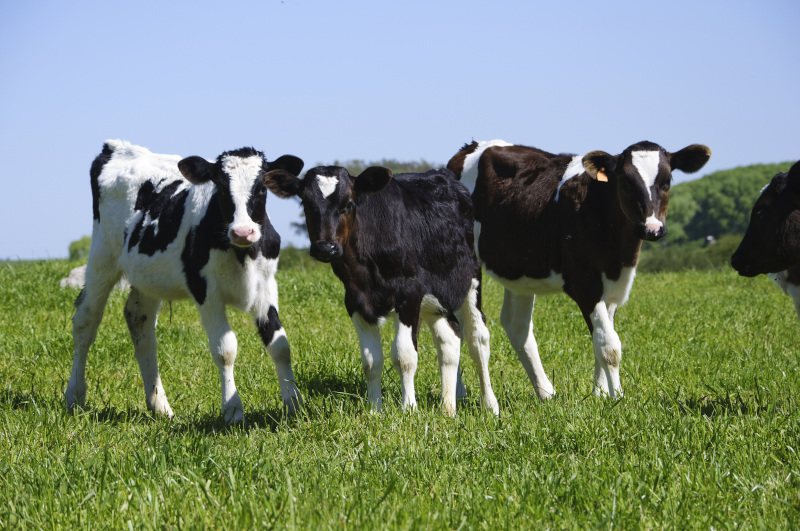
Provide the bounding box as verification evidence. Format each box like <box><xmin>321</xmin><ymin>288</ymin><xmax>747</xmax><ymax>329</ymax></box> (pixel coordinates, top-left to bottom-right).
<box><xmin>69</xmin><ymin>236</ymin><xmax>92</xmax><ymax>261</ymax></box>
<box><xmin>662</xmin><ymin>162</ymin><xmax>794</xmax><ymax>245</ymax></box>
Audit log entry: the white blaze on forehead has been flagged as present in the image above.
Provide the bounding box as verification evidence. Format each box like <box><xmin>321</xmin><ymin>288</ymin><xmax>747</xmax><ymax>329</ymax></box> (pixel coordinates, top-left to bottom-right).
<box><xmin>316</xmin><ymin>174</ymin><xmax>339</xmax><ymax>198</ymax></box>
<box><xmin>221</xmin><ymin>154</ymin><xmax>263</xmax><ymax>234</ymax></box>
<box><xmin>222</xmin><ymin>154</ymin><xmax>263</xmax><ymax>201</ymax></box>
<box><xmin>631</xmin><ymin>150</ymin><xmax>661</xmax><ymax>200</ymax></box>
<box><xmin>555</xmin><ymin>154</ymin><xmax>585</xmax><ymax>202</ymax></box>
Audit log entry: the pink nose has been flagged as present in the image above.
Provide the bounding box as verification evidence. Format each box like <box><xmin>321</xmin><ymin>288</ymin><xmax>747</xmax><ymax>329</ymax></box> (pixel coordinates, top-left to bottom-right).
<box><xmin>645</xmin><ymin>220</ymin><xmax>663</xmax><ymax>233</ymax></box>
<box><xmin>231</xmin><ymin>226</ymin><xmax>256</xmax><ymax>245</ymax></box>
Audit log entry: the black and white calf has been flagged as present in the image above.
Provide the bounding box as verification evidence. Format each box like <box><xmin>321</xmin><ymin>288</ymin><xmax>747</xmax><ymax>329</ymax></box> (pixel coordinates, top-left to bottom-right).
<box><xmin>65</xmin><ymin>140</ymin><xmax>304</xmax><ymax>422</ymax></box>
<box><xmin>448</xmin><ymin>140</ymin><xmax>711</xmax><ymax>398</ymax></box>
<box><xmin>266</xmin><ymin>165</ymin><xmax>499</xmax><ymax>416</ymax></box>
<box><xmin>731</xmin><ymin>160</ymin><xmax>800</xmax><ymax>321</ymax></box>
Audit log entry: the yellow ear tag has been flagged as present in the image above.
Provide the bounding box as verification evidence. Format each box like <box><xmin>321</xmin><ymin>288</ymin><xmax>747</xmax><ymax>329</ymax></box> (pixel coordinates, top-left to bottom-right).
<box><xmin>596</xmin><ymin>168</ymin><xmax>609</xmax><ymax>182</ymax></box>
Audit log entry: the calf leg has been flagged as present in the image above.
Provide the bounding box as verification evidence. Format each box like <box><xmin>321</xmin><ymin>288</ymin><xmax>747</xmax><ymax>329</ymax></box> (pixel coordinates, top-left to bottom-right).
<box><xmin>351</xmin><ymin>313</ymin><xmax>384</xmax><ymax>411</ymax></box>
<box><xmin>585</xmin><ymin>301</ymin><xmax>623</xmax><ymax>398</ymax></box>
<box><xmin>255</xmin><ymin>306</ymin><xmax>302</xmax><ymax>415</ymax></box>
<box><xmin>391</xmin><ymin>316</ymin><xmax>419</xmax><ymax>411</ymax></box>
<box><xmin>198</xmin><ymin>304</ymin><xmax>244</xmax><ymax>423</ymax></box>
<box><xmin>455</xmin><ymin>279</ymin><xmax>499</xmax><ymax>415</ymax></box>
<box><xmin>500</xmin><ymin>289</ymin><xmax>555</xmax><ymax>399</ymax></box>
<box><xmin>65</xmin><ymin>263</ymin><xmax>120</xmax><ymax>410</ymax></box>
<box><xmin>124</xmin><ymin>288</ymin><xmax>173</xmax><ymax>418</ymax></box>
<box><xmin>424</xmin><ymin>315</ymin><xmax>462</xmax><ymax>417</ymax></box>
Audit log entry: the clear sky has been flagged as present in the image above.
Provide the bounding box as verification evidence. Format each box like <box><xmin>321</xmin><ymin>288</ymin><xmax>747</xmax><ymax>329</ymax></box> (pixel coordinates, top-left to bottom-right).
<box><xmin>1</xmin><ymin>0</ymin><xmax>798</xmax><ymax>259</ymax></box>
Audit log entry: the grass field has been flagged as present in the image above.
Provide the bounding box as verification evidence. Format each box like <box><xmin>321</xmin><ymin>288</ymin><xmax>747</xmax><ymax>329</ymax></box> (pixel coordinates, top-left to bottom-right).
<box><xmin>1</xmin><ymin>258</ymin><xmax>798</xmax><ymax>528</ymax></box>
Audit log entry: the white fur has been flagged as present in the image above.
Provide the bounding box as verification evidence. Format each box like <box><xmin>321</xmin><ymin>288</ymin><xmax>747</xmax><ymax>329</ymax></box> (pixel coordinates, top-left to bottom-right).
<box><xmin>644</xmin><ymin>214</ymin><xmax>663</xmax><ymax>231</ymax></box>
<box><xmin>554</xmin><ymin>154</ymin><xmax>585</xmax><ymax>202</ymax></box>
<box><xmin>316</xmin><ymin>174</ymin><xmax>339</xmax><ymax>198</ymax></box>
<box><xmin>352</xmin><ymin>313</ymin><xmax>385</xmax><ymax>410</ymax></box>
<box><xmin>65</xmin><ymin>141</ymin><xmax>301</xmax><ymax>422</ymax></box>
<box><xmin>392</xmin><ymin>321</ymin><xmax>419</xmax><ymax>410</ymax></box>
<box><xmin>458</xmin><ymin>139</ymin><xmax>513</xmax><ymax>194</ymax></box>
<box><xmin>589</xmin><ymin>302</ymin><xmax>623</xmax><ymax>398</ymax></box>
<box><xmin>473</xmin><ymin>221</ymin><xmax>482</xmax><ymax>260</ymax></box>
<box><xmin>499</xmin><ymin>289</ymin><xmax>555</xmax><ymax>399</ymax></box>
<box><xmin>486</xmin><ymin>269</ymin><xmax>564</xmax><ymax>296</ymax></box>
<box><xmin>348</xmin><ymin>281</ymin><xmax>499</xmax><ymax>416</ymax></box>
<box><xmin>631</xmin><ymin>150</ymin><xmax>660</xmax><ymax>200</ymax></box>
<box><xmin>222</xmin><ymin>154</ymin><xmax>264</xmax><ymax>242</ymax></box>
<box><xmin>770</xmin><ymin>271</ymin><xmax>800</xmax><ymax>322</ymax></box>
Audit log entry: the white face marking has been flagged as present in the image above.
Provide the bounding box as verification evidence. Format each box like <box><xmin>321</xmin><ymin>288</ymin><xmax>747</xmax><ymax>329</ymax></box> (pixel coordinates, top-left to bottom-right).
<box><xmin>460</xmin><ymin>139</ymin><xmax>513</xmax><ymax>195</ymax></box>
<box><xmin>221</xmin><ymin>154</ymin><xmax>263</xmax><ymax>240</ymax></box>
<box><xmin>631</xmin><ymin>150</ymin><xmax>661</xmax><ymax>200</ymax></box>
<box><xmin>555</xmin><ymin>154</ymin><xmax>585</xmax><ymax>202</ymax></box>
<box><xmin>644</xmin><ymin>214</ymin><xmax>663</xmax><ymax>231</ymax></box>
<box><xmin>316</xmin><ymin>174</ymin><xmax>339</xmax><ymax>198</ymax></box>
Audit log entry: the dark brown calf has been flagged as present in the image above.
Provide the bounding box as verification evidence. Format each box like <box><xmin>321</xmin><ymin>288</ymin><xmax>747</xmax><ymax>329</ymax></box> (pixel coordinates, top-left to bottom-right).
<box><xmin>448</xmin><ymin>140</ymin><xmax>711</xmax><ymax>398</ymax></box>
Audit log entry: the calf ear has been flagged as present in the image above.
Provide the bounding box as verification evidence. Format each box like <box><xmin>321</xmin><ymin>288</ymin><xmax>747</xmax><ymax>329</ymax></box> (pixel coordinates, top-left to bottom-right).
<box><xmin>263</xmin><ymin>169</ymin><xmax>302</xmax><ymax>198</ymax></box>
<box><xmin>269</xmin><ymin>154</ymin><xmax>304</xmax><ymax>177</ymax></box>
<box><xmin>582</xmin><ymin>151</ymin><xmax>617</xmax><ymax>182</ymax></box>
<box><xmin>178</xmin><ymin>156</ymin><xmax>215</xmax><ymax>184</ymax></box>
<box><xmin>670</xmin><ymin>144</ymin><xmax>711</xmax><ymax>174</ymax></box>
<box><xmin>354</xmin><ymin>166</ymin><xmax>393</xmax><ymax>195</ymax></box>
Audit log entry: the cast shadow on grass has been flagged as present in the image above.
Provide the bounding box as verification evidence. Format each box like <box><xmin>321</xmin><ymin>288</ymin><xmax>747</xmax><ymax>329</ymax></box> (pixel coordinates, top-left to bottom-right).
<box><xmin>662</xmin><ymin>385</ymin><xmax>793</xmax><ymax>417</ymax></box>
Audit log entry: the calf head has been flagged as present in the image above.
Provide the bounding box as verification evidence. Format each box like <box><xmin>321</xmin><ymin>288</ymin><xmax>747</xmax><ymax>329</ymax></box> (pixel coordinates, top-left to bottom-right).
<box><xmin>731</xmin><ymin>161</ymin><xmax>800</xmax><ymax>276</ymax></box>
<box><xmin>265</xmin><ymin>165</ymin><xmax>393</xmax><ymax>262</ymax></box>
<box><xmin>582</xmin><ymin>141</ymin><xmax>711</xmax><ymax>241</ymax></box>
<box><xmin>178</xmin><ymin>148</ymin><xmax>304</xmax><ymax>247</ymax></box>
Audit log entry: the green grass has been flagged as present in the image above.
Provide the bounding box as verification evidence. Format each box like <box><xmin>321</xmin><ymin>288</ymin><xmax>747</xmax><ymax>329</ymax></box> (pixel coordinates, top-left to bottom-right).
<box><xmin>1</xmin><ymin>259</ymin><xmax>799</xmax><ymax>528</ymax></box>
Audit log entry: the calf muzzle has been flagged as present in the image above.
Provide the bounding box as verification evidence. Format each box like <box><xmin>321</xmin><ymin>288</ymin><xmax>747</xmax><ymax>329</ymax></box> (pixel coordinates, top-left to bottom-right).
<box><xmin>730</xmin><ymin>252</ymin><xmax>760</xmax><ymax>277</ymax></box>
<box><xmin>310</xmin><ymin>241</ymin><xmax>343</xmax><ymax>263</ymax></box>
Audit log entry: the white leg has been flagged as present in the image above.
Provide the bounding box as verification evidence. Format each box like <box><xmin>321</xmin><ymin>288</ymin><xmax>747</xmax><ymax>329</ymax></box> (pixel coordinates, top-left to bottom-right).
<box><xmin>500</xmin><ymin>289</ymin><xmax>555</xmax><ymax>399</ymax></box>
<box><xmin>589</xmin><ymin>302</ymin><xmax>623</xmax><ymax>398</ymax></box>
<box><xmin>199</xmin><ymin>304</ymin><xmax>244</xmax><ymax>423</ymax></box>
<box><xmin>65</xmin><ymin>262</ymin><xmax>120</xmax><ymax>410</ymax></box>
<box><xmin>455</xmin><ymin>280</ymin><xmax>499</xmax><ymax>414</ymax></box>
<box><xmin>124</xmin><ymin>288</ymin><xmax>173</xmax><ymax>418</ymax></box>
<box><xmin>352</xmin><ymin>313</ymin><xmax>384</xmax><ymax>411</ymax></box>
<box><xmin>256</xmin><ymin>306</ymin><xmax>302</xmax><ymax>415</ymax></box>
<box><xmin>391</xmin><ymin>319</ymin><xmax>418</xmax><ymax>411</ymax></box>
<box><xmin>424</xmin><ymin>315</ymin><xmax>461</xmax><ymax>417</ymax></box>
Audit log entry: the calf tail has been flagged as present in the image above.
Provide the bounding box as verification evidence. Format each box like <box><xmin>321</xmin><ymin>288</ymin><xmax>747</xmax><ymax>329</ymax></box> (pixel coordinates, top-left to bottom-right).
<box><xmin>89</xmin><ymin>142</ymin><xmax>116</xmax><ymax>222</ymax></box>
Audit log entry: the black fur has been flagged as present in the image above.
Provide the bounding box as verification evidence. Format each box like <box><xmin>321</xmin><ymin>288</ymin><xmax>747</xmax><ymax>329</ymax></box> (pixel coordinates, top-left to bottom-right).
<box><xmin>128</xmin><ymin>180</ymin><xmax>189</xmax><ymax>255</ymax></box>
<box><xmin>297</xmin><ymin>166</ymin><xmax>479</xmax><ymax>329</ymax></box>
<box><xmin>256</xmin><ymin>305</ymin><xmax>283</xmax><ymax>346</ymax></box>
<box><xmin>89</xmin><ymin>143</ymin><xmax>114</xmax><ymax>222</ymax></box>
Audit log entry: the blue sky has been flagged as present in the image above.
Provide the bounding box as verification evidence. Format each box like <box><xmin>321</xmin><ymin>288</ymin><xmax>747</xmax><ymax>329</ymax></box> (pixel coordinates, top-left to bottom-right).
<box><xmin>1</xmin><ymin>0</ymin><xmax>798</xmax><ymax>259</ymax></box>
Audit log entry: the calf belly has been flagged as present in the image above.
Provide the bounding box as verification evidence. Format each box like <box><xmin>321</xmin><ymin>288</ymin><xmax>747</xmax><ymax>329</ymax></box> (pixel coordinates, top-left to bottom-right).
<box><xmin>486</xmin><ymin>269</ymin><xmax>564</xmax><ymax>296</ymax></box>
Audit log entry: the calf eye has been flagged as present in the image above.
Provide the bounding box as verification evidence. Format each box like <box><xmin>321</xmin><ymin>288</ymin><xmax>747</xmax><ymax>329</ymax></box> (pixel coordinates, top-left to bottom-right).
<box><xmin>339</xmin><ymin>200</ymin><xmax>355</xmax><ymax>216</ymax></box>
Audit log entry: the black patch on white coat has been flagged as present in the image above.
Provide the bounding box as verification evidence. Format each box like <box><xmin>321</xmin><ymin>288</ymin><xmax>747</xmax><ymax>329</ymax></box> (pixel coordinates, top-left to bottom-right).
<box><xmin>127</xmin><ymin>180</ymin><xmax>189</xmax><ymax>255</ymax></box>
<box><xmin>256</xmin><ymin>305</ymin><xmax>283</xmax><ymax>346</ymax></box>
